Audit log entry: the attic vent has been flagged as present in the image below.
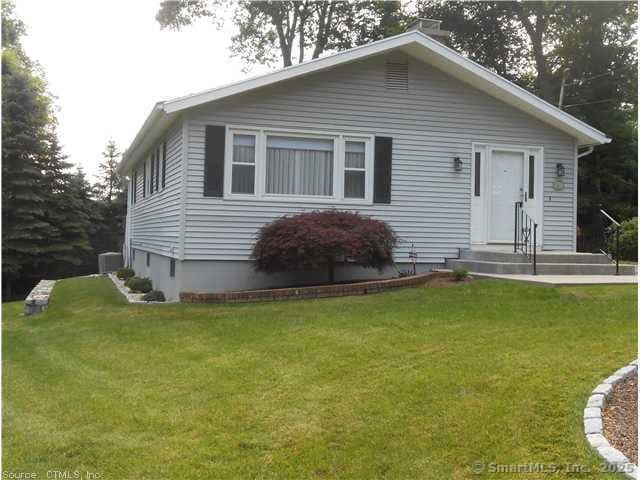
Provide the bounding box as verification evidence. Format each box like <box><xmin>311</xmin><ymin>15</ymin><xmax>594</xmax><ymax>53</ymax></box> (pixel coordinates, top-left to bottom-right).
<box><xmin>385</xmin><ymin>62</ymin><xmax>408</xmax><ymax>90</ymax></box>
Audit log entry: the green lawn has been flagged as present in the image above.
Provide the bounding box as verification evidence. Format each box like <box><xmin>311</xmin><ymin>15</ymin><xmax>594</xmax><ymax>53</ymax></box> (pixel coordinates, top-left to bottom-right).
<box><xmin>3</xmin><ymin>276</ymin><xmax>637</xmax><ymax>479</ymax></box>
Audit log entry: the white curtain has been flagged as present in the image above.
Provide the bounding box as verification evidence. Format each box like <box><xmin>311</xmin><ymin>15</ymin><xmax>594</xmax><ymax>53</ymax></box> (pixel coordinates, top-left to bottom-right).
<box><xmin>266</xmin><ymin>136</ymin><xmax>333</xmax><ymax>196</ymax></box>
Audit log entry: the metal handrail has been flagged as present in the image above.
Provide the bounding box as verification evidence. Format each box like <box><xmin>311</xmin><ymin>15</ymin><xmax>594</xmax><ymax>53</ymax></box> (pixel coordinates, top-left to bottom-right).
<box><xmin>514</xmin><ymin>201</ymin><xmax>538</xmax><ymax>275</ymax></box>
<box><xmin>599</xmin><ymin>208</ymin><xmax>620</xmax><ymax>227</ymax></box>
<box><xmin>599</xmin><ymin>207</ymin><xmax>621</xmax><ymax>275</ymax></box>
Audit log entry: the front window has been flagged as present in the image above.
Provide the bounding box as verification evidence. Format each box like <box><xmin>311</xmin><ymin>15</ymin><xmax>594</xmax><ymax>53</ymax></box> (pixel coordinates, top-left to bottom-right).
<box><xmin>226</xmin><ymin>127</ymin><xmax>372</xmax><ymax>203</ymax></box>
<box><xmin>265</xmin><ymin>136</ymin><xmax>334</xmax><ymax>196</ymax></box>
<box><xmin>231</xmin><ymin>134</ymin><xmax>255</xmax><ymax>194</ymax></box>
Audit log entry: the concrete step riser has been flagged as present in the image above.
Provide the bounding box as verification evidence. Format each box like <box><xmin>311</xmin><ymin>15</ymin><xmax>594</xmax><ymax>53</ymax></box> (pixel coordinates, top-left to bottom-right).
<box><xmin>460</xmin><ymin>251</ymin><xmax>612</xmax><ymax>265</ymax></box>
<box><xmin>446</xmin><ymin>260</ymin><xmax>533</xmax><ymax>275</ymax></box>
<box><xmin>446</xmin><ymin>259</ymin><xmax>636</xmax><ymax>276</ymax></box>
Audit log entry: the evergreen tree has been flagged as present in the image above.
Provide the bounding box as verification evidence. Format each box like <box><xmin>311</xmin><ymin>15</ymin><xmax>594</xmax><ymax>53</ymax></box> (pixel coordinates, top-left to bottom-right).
<box><xmin>40</xmin><ymin>138</ymin><xmax>93</xmax><ymax>274</ymax></box>
<box><xmin>2</xmin><ymin>2</ymin><xmax>95</xmax><ymax>297</ymax></box>
<box><xmin>2</xmin><ymin>1</ymin><xmax>55</xmax><ymax>297</ymax></box>
<box><xmin>95</xmin><ymin>140</ymin><xmax>123</xmax><ymax>202</ymax></box>
<box><xmin>92</xmin><ymin>140</ymin><xmax>126</xmax><ymax>254</ymax></box>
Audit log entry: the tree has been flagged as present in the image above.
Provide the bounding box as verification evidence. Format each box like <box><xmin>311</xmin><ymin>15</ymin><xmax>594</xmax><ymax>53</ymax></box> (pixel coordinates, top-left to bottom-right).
<box><xmin>2</xmin><ymin>2</ymin><xmax>97</xmax><ymax>298</ymax></box>
<box><xmin>38</xmin><ymin>136</ymin><xmax>93</xmax><ymax>270</ymax></box>
<box><xmin>156</xmin><ymin>1</ymin><xmax>405</xmax><ymax>69</ymax></box>
<box><xmin>95</xmin><ymin>140</ymin><xmax>123</xmax><ymax>203</ymax></box>
<box><xmin>2</xmin><ymin>1</ymin><xmax>57</xmax><ymax>298</ymax></box>
<box><xmin>251</xmin><ymin>211</ymin><xmax>397</xmax><ymax>283</ymax></box>
<box><xmin>412</xmin><ymin>1</ymin><xmax>533</xmax><ymax>85</ymax></box>
<box><xmin>553</xmin><ymin>2</ymin><xmax>638</xmax><ymax>250</ymax></box>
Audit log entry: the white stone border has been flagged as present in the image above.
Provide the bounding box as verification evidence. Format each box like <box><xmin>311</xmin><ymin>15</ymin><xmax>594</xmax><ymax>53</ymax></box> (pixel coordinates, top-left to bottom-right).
<box><xmin>107</xmin><ymin>273</ymin><xmax>178</xmax><ymax>304</ymax></box>
<box><xmin>584</xmin><ymin>359</ymin><xmax>638</xmax><ymax>479</ymax></box>
<box><xmin>24</xmin><ymin>279</ymin><xmax>57</xmax><ymax>315</ymax></box>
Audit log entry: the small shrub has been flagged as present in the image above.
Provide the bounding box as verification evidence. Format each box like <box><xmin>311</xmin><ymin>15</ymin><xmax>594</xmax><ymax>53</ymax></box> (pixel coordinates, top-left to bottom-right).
<box><xmin>116</xmin><ymin>267</ymin><xmax>135</xmax><ymax>280</ymax></box>
<box><xmin>142</xmin><ymin>290</ymin><xmax>165</xmax><ymax>302</ymax></box>
<box><xmin>125</xmin><ymin>276</ymin><xmax>152</xmax><ymax>293</ymax></box>
<box><xmin>609</xmin><ymin>218</ymin><xmax>637</xmax><ymax>262</ymax></box>
<box><xmin>452</xmin><ymin>267</ymin><xmax>469</xmax><ymax>281</ymax></box>
<box><xmin>251</xmin><ymin>210</ymin><xmax>397</xmax><ymax>283</ymax></box>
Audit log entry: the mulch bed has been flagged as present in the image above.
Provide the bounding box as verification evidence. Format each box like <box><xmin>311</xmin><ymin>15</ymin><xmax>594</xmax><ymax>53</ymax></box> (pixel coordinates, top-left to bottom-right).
<box><xmin>424</xmin><ymin>275</ymin><xmax>473</xmax><ymax>288</ymax></box>
<box><xmin>602</xmin><ymin>373</ymin><xmax>638</xmax><ymax>464</ymax></box>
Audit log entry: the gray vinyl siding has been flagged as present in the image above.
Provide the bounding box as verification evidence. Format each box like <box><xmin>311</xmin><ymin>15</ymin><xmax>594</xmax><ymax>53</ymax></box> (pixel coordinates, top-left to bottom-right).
<box><xmin>129</xmin><ymin>124</ymin><xmax>183</xmax><ymax>258</ymax></box>
<box><xmin>181</xmin><ymin>53</ymin><xmax>576</xmax><ymax>263</ymax></box>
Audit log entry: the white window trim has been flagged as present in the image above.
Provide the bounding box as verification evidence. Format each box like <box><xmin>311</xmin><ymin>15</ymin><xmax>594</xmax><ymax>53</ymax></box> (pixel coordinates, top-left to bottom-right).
<box><xmin>223</xmin><ymin>125</ymin><xmax>374</xmax><ymax>204</ymax></box>
<box><xmin>342</xmin><ymin>137</ymin><xmax>372</xmax><ymax>202</ymax></box>
<box><xmin>227</xmin><ymin>129</ymin><xmax>258</xmax><ymax>195</ymax></box>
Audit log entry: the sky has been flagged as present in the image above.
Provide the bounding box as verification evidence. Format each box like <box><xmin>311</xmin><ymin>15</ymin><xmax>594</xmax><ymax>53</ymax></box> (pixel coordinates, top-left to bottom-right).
<box><xmin>14</xmin><ymin>0</ymin><xmax>271</xmax><ymax>180</ymax></box>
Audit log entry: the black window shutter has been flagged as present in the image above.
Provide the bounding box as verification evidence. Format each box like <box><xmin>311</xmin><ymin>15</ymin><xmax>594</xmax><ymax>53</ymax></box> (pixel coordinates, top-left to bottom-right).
<box><xmin>161</xmin><ymin>141</ymin><xmax>167</xmax><ymax>188</ymax></box>
<box><xmin>155</xmin><ymin>147</ymin><xmax>160</xmax><ymax>191</ymax></box>
<box><xmin>150</xmin><ymin>153</ymin><xmax>155</xmax><ymax>194</ymax></box>
<box><xmin>131</xmin><ymin>170</ymin><xmax>138</xmax><ymax>203</ymax></box>
<box><xmin>142</xmin><ymin>162</ymin><xmax>146</xmax><ymax>198</ymax></box>
<box><xmin>204</xmin><ymin>125</ymin><xmax>226</xmax><ymax>197</ymax></box>
<box><xmin>374</xmin><ymin>136</ymin><xmax>392</xmax><ymax>204</ymax></box>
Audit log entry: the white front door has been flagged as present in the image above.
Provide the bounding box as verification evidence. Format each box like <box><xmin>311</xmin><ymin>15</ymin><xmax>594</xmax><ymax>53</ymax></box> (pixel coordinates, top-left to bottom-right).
<box><xmin>488</xmin><ymin>150</ymin><xmax>524</xmax><ymax>242</ymax></box>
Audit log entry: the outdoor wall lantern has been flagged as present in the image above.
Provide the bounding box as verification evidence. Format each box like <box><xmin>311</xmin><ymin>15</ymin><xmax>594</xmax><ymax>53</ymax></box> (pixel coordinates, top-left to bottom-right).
<box><xmin>453</xmin><ymin>157</ymin><xmax>463</xmax><ymax>172</ymax></box>
<box><xmin>556</xmin><ymin>163</ymin><xmax>566</xmax><ymax>177</ymax></box>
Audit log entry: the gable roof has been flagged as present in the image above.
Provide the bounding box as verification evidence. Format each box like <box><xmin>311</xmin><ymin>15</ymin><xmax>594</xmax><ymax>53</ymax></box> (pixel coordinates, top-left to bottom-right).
<box><xmin>118</xmin><ymin>30</ymin><xmax>609</xmax><ymax>174</ymax></box>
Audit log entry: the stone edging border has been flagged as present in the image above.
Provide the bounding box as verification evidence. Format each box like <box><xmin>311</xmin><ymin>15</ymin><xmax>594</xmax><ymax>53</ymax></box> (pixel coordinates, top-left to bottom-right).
<box><xmin>584</xmin><ymin>359</ymin><xmax>638</xmax><ymax>479</ymax></box>
<box><xmin>180</xmin><ymin>272</ymin><xmax>449</xmax><ymax>304</ymax></box>
<box><xmin>107</xmin><ymin>273</ymin><xmax>177</xmax><ymax>304</ymax></box>
<box><xmin>24</xmin><ymin>279</ymin><xmax>57</xmax><ymax>315</ymax></box>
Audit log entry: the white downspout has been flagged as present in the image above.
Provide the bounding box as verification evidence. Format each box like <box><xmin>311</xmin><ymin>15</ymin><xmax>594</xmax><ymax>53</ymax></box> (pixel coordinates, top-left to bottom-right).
<box><xmin>123</xmin><ymin>176</ymin><xmax>132</xmax><ymax>267</ymax></box>
<box><xmin>577</xmin><ymin>146</ymin><xmax>594</xmax><ymax>159</ymax></box>
<box><xmin>573</xmin><ymin>145</ymin><xmax>594</xmax><ymax>252</ymax></box>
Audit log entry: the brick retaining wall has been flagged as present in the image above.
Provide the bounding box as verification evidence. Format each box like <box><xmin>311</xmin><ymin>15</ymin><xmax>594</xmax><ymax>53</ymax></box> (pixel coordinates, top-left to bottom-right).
<box><xmin>180</xmin><ymin>272</ymin><xmax>448</xmax><ymax>304</ymax></box>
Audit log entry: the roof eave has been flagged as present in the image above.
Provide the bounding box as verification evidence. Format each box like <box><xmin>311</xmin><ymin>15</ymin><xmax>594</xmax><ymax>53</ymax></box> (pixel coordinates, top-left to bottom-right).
<box><xmin>117</xmin><ymin>103</ymin><xmax>167</xmax><ymax>175</ymax></box>
<box><xmin>126</xmin><ymin>30</ymin><xmax>609</xmax><ymax>170</ymax></box>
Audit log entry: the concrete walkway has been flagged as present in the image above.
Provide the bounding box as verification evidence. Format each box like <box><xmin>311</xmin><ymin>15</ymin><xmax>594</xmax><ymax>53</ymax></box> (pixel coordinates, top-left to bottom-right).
<box><xmin>470</xmin><ymin>273</ymin><xmax>637</xmax><ymax>285</ymax></box>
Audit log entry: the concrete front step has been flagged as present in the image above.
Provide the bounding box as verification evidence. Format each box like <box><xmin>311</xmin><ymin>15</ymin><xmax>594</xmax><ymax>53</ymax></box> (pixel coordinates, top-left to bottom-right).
<box><xmin>460</xmin><ymin>250</ymin><xmax>612</xmax><ymax>264</ymax></box>
<box><xmin>445</xmin><ymin>258</ymin><xmax>637</xmax><ymax>276</ymax></box>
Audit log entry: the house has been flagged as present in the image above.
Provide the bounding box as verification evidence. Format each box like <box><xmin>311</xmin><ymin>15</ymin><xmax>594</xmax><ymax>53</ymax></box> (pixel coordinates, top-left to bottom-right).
<box><xmin>118</xmin><ymin>20</ymin><xmax>617</xmax><ymax>301</ymax></box>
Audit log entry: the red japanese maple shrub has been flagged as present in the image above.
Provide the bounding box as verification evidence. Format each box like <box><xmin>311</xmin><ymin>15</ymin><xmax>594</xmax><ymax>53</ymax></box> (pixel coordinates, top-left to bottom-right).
<box><xmin>251</xmin><ymin>210</ymin><xmax>397</xmax><ymax>283</ymax></box>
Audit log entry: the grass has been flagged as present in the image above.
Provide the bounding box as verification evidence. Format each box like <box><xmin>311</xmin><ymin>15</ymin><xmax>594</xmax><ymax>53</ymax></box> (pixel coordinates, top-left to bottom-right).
<box><xmin>3</xmin><ymin>276</ymin><xmax>637</xmax><ymax>479</ymax></box>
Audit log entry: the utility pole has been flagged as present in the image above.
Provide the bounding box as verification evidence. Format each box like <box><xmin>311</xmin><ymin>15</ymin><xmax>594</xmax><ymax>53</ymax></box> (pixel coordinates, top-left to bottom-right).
<box><xmin>558</xmin><ymin>68</ymin><xmax>570</xmax><ymax>109</ymax></box>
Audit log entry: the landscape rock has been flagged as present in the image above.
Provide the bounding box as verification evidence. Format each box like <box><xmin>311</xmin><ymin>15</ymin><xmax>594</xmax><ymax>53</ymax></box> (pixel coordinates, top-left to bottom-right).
<box><xmin>24</xmin><ymin>280</ymin><xmax>56</xmax><ymax>315</ymax></box>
